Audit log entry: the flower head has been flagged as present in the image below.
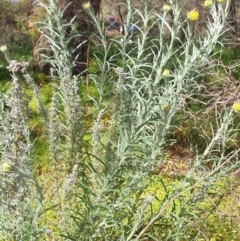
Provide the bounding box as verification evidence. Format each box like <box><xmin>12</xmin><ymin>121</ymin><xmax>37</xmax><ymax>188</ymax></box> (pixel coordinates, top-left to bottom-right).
<box><xmin>233</xmin><ymin>102</ymin><xmax>240</xmax><ymax>113</ymax></box>
<box><xmin>2</xmin><ymin>162</ymin><xmax>11</xmax><ymax>172</ymax></box>
<box><xmin>82</xmin><ymin>1</ymin><xmax>91</xmax><ymax>10</ymax></box>
<box><xmin>163</xmin><ymin>4</ymin><xmax>171</xmax><ymax>11</ymax></box>
<box><xmin>187</xmin><ymin>10</ymin><xmax>199</xmax><ymax>21</ymax></box>
<box><xmin>162</xmin><ymin>69</ymin><xmax>170</xmax><ymax>76</ymax></box>
<box><xmin>0</xmin><ymin>45</ymin><xmax>7</xmax><ymax>53</ymax></box>
<box><xmin>6</xmin><ymin>60</ymin><xmax>29</xmax><ymax>73</ymax></box>
<box><xmin>162</xmin><ymin>104</ymin><xmax>170</xmax><ymax>111</ymax></box>
<box><xmin>217</xmin><ymin>0</ymin><xmax>225</xmax><ymax>3</ymax></box>
<box><xmin>203</xmin><ymin>0</ymin><xmax>212</xmax><ymax>7</ymax></box>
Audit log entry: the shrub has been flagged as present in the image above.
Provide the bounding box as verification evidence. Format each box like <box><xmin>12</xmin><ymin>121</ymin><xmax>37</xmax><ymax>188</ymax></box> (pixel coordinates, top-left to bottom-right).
<box><xmin>1</xmin><ymin>0</ymin><xmax>240</xmax><ymax>240</ymax></box>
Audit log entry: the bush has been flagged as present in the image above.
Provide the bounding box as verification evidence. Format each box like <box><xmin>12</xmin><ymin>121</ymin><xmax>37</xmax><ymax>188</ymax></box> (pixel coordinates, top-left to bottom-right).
<box><xmin>1</xmin><ymin>0</ymin><xmax>240</xmax><ymax>240</ymax></box>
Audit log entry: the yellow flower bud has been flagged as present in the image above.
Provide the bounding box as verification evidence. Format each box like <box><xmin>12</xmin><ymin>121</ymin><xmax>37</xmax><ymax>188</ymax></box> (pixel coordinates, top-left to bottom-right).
<box><xmin>233</xmin><ymin>102</ymin><xmax>240</xmax><ymax>113</ymax></box>
<box><xmin>82</xmin><ymin>1</ymin><xmax>91</xmax><ymax>10</ymax></box>
<box><xmin>163</xmin><ymin>5</ymin><xmax>171</xmax><ymax>11</ymax></box>
<box><xmin>162</xmin><ymin>69</ymin><xmax>170</xmax><ymax>76</ymax></box>
<box><xmin>162</xmin><ymin>104</ymin><xmax>170</xmax><ymax>111</ymax></box>
<box><xmin>203</xmin><ymin>0</ymin><xmax>212</xmax><ymax>7</ymax></box>
<box><xmin>0</xmin><ymin>45</ymin><xmax>7</xmax><ymax>53</ymax></box>
<box><xmin>2</xmin><ymin>162</ymin><xmax>11</xmax><ymax>172</ymax></box>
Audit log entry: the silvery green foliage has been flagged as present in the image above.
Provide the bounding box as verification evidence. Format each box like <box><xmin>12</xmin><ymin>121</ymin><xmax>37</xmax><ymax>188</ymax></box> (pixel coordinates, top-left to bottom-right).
<box><xmin>34</xmin><ymin>0</ymin><xmax>83</xmax><ymax>167</ymax></box>
<box><xmin>0</xmin><ymin>62</ymin><xmax>44</xmax><ymax>240</ymax></box>
<box><xmin>34</xmin><ymin>0</ymin><xmax>85</xmax><ymax>77</ymax></box>
<box><xmin>67</xmin><ymin>0</ymin><xmax>239</xmax><ymax>240</ymax></box>
<box><xmin>0</xmin><ymin>0</ymin><xmax>238</xmax><ymax>240</ymax></box>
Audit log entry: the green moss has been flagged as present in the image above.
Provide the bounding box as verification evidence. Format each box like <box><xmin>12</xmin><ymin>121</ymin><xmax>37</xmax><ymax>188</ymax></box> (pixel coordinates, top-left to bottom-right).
<box><xmin>141</xmin><ymin>176</ymin><xmax>240</xmax><ymax>239</ymax></box>
<box><xmin>29</xmin><ymin>98</ymin><xmax>38</xmax><ymax>113</ymax></box>
<box><xmin>199</xmin><ymin>215</ymin><xmax>240</xmax><ymax>241</ymax></box>
<box><xmin>32</xmin><ymin>135</ymin><xmax>50</xmax><ymax>167</ymax></box>
<box><xmin>40</xmin><ymin>83</ymin><xmax>53</xmax><ymax>104</ymax></box>
<box><xmin>88</xmin><ymin>59</ymin><xmax>98</xmax><ymax>74</ymax></box>
<box><xmin>33</xmin><ymin>72</ymin><xmax>52</xmax><ymax>85</ymax></box>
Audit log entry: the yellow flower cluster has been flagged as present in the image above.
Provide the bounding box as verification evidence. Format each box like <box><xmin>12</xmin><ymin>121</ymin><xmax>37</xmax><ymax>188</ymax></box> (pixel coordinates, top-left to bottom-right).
<box><xmin>163</xmin><ymin>4</ymin><xmax>171</xmax><ymax>11</ymax></box>
<box><xmin>187</xmin><ymin>10</ymin><xmax>199</xmax><ymax>21</ymax></box>
<box><xmin>82</xmin><ymin>1</ymin><xmax>91</xmax><ymax>10</ymax></box>
<box><xmin>0</xmin><ymin>45</ymin><xmax>7</xmax><ymax>52</ymax></box>
<box><xmin>162</xmin><ymin>104</ymin><xmax>170</xmax><ymax>111</ymax></box>
<box><xmin>1</xmin><ymin>162</ymin><xmax>11</xmax><ymax>172</ymax></box>
<box><xmin>217</xmin><ymin>0</ymin><xmax>225</xmax><ymax>3</ymax></box>
<box><xmin>203</xmin><ymin>0</ymin><xmax>212</xmax><ymax>7</ymax></box>
<box><xmin>233</xmin><ymin>102</ymin><xmax>240</xmax><ymax>113</ymax></box>
<box><xmin>162</xmin><ymin>69</ymin><xmax>170</xmax><ymax>76</ymax></box>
